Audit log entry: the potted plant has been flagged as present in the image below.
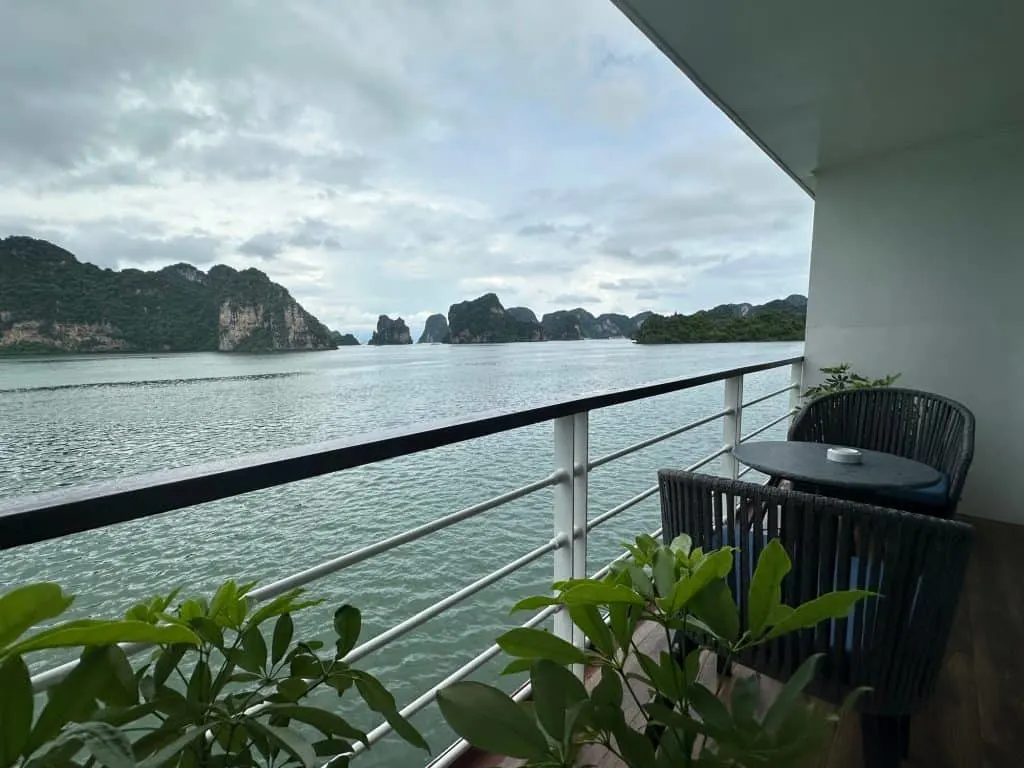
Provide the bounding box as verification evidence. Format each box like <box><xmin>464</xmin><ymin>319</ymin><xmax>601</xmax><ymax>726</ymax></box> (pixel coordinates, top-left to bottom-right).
<box><xmin>437</xmin><ymin>534</ymin><xmax>871</xmax><ymax>766</ymax></box>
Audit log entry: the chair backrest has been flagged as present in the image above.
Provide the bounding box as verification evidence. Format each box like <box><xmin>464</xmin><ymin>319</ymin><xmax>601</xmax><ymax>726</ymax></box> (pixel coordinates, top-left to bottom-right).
<box><xmin>789</xmin><ymin>387</ymin><xmax>975</xmax><ymax>508</ymax></box>
<box><xmin>658</xmin><ymin>470</ymin><xmax>973</xmax><ymax>715</ymax></box>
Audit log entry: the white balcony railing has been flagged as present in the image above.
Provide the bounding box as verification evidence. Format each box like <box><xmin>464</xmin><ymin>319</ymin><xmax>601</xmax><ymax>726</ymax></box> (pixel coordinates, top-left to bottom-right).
<box><xmin>0</xmin><ymin>355</ymin><xmax>804</xmax><ymax>767</ymax></box>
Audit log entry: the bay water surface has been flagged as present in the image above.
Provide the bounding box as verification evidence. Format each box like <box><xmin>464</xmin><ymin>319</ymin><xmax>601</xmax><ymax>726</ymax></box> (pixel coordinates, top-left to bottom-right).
<box><xmin>0</xmin><ymin>340</ymin><xmax>800</xmax><ymax>766</ymax></box>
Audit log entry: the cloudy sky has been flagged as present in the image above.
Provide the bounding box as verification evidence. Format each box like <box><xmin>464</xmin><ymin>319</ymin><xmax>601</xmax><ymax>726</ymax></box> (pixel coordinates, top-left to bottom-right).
<box><xmin>0</xmin><ymin>0</ymin><xmax>812</xmax><ymax>337</ymax></box>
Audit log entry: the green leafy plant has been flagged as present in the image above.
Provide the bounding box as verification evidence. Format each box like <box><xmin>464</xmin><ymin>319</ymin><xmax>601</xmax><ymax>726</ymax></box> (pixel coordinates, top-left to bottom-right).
<box><xmin>803</xmin><ymin>363</ymin><xmax>900</xmax><ymax>400</ymax></box>
<box><xmin>437</xmin><ymin>535</ymin><xmax>872</xmax><ymax>767</ymax></box>
<box><xmin>0</xmin><ymin>583</ymin><xmax>199</xmax><ymax>768</ymax></box>
<box><xmin>0</xmin><ymin>581</ymin><xmax>429</xmax><ymax>768</ymax></box>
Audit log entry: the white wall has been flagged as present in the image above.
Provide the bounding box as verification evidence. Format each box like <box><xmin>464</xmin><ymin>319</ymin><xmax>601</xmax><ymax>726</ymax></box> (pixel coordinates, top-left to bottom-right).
<box><xmin>805</xmin><ymin>126</ymin><xmax>1024</xmax><ymax>522</ymax></box>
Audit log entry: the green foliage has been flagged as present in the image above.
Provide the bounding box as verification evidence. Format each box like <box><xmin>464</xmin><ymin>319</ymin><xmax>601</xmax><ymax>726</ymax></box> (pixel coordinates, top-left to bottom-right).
<box><xmin>634</xmin><ymin>298</ymin><xmax>806</xmax><ymax>344</ymax></box>
<box><xmin>0</xmin><ymin>237</ymin><xmax>336</xmax><ymax>353</ymax></box>
<box><xmin>0</xmin><ymin>581</ymin><xmax>427</xmax><ymax>768</ymax></box>
<box><xmin>803</xmin><ymin>363</ymin><xmax>901</xmax><ymax>400</ymax></box>
<box><xmin>437</xmin><ymin>535</ymin><xmax>872</xmax><ymax>767</ymax></box>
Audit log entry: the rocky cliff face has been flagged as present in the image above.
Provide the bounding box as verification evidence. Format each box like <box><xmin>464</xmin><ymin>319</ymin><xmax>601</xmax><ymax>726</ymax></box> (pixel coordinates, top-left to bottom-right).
<box><xmin>0</xmin><ymin>236</ymin><xmax>336</xmax><ymax>354</ymax></box>
<box><xmin>448</xmin><ymin>293</ymin><xmax>544</xmax><ymax>343</ymax></box>
<box><xmin>368</xmin><ymin>315</ymin><xmax>413</xmax><ymax>345</ymax></box>
<box><xmin>540</xmin><ymin>310</ymin><xmax>584</xmax><ymax>341</ymax></box>
<box><xmin>417</xmin><ymin>313</ymin><xmax>450</xmax><ymax>343</ymax></box>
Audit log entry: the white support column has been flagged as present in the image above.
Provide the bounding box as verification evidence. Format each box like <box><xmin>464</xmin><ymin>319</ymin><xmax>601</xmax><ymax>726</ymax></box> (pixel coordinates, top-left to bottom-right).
<box><xmin>552</xmin><ymin>415</ymin><xmax>575</xmax><ymax>647</ymax></box>
<box><xmin>571</xmin><ymin>411</ymin><xmax>588</xmax><ymax>652</ymax></box>
<box><xmin>789</xmin><ymin>360</ymin><xmax>805</xmax><ymax>425</ymax></box>
<box><xmin>722</xmin><ymin>376</ymin><xmax>744</xmax><ymax>479</ymax></box>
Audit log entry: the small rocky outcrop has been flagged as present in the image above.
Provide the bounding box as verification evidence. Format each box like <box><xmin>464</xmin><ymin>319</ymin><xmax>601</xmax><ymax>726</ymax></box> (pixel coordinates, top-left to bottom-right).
<box><xmin>368</xmin><ymin>315</ymin><xmax>413</xmax><ymax>345</ymax></box>
<box><xmin>448</xmin><ymin>293</ymin><xmax>544</xmax><ymax>344</ymax></box>
<box><xmin>417</xmin><ymin>313</ymin><xmax>450</xmax><ymax>343</ymax></box>
<box><xmin>329</xmin><ymin>330</ymin><xmax>360</xmax><ymax>346</ymax></box>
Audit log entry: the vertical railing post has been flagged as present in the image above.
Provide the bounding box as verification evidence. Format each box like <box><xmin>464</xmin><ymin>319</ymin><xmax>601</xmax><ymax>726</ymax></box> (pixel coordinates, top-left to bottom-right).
<box><xmin>789</xmin><ymin>359</ymin><xmax>805</xmax><ymax>425</ymax></box>
<box><xmin>571</xmin><ymin>411</ymin><xmax>588</xmax><ymax>652</ymax></box>
<box><xmin>722</xmin><ymin>375</ymin><xmax>744</xmax><ymax>479</ymax></box>
<box><xmin>552</xmin><ymin>415</ymin><xmax>576</xmax><ymax>651</ymax></box>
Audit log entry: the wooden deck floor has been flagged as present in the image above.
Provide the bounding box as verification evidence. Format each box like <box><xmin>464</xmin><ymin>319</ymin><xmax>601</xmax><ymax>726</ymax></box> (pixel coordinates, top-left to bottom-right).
<box><xmin>457</xmin><ymin>516</ymin><xmax>1024</xmax><ymax>768</ymax></box>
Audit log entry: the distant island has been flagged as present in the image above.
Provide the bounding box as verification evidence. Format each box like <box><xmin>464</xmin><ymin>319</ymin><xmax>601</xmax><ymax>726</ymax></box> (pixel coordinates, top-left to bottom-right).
<box><xmin>633</xmin><ymin>295</ymin><xmax>807</xmax><ymax>344</ymax></box>
<box><xmin>0</xmin><ymin>237</ymin><xmax>353</xmax><ymax>354</ymax></box>
<box><xmin>413</xmin><ymin>293</ymin><xmax>803</xmax><ymax>344</ymax></box>
<box><xmin>368</xmin><ymin>315</ymin><xmax>412</xmax><ymax>345</ymax></box>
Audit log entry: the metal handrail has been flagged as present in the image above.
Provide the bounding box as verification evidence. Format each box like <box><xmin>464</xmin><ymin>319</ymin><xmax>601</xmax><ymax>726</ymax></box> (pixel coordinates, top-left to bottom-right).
<box><xmin>740</xmin><ymin>408</ymin><xmax>799</xmax><ymax>443</ymax></box>
<box><xmin>588</xmin><ymin>408</ymin><xmax>730</xmax><ymax>470</ymax></box>
<box><xmin>742</xmin><ymin>382</ymin><xmax>799</xmax><ymax>409</ymax></box>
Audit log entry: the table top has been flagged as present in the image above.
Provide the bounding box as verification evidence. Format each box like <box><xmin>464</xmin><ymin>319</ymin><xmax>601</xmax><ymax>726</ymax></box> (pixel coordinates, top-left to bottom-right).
<box><xmin>732</xmin><ymin>441</ymin><xmax>942</xmax><ymax>490</ymax></box>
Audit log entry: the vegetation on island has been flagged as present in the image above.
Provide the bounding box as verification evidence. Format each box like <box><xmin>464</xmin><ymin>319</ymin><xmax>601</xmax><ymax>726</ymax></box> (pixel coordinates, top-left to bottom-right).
<box><xmin>448</xmin><ymin>293</ymin><xmax>543</xmax><ymax>343</ymax></box>
<box><xmin>0</xmin><ymin>237</ymin><xmax>336</xmax><ymax>354</ymax></box>
<box><xmin>633</xmin><ymin>296</ymin><xmax>806</xmax><ymax>344</ymax></box>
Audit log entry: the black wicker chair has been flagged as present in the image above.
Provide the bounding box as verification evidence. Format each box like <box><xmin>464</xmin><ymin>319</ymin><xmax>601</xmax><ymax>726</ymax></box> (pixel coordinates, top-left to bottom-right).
<box><xmin>658</xmin><ymin>470</ymin><xmax>973</xmax><ymax>768</ymax></box>
<box><xmin>788</xmin><ymin>387</ymin><xmax>975</xmax><ymax>518</ymax></box>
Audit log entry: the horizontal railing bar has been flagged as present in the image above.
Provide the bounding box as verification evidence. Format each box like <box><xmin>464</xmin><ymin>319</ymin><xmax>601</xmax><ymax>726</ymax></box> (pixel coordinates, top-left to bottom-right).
<box><xmin>741</xmin><ymin>383</ymin><xmax>798</xmax><ymax>409</ymax></box>
<box><xmin>586</xmin><ymin>444</ymin><xmax>730</xmax><ymax>534</ymax></box>
<box><xmin>347</xmin><ymin>605</ymin><xmax>562</xmax><ymax>761</ymax></box>
<box><xmin>588</xmin><ymin>409</ymin><xmax>730</xmax><ymax>470</ymax></box>
<box><xmin>249</xmin><ymin>472</ymin><xmax>562</xmax><ymax>602</ymax></box>
<box><xmin>739</xmin><ymin>408</ymin><xmax>798</xmax><ymax>443</ymax></box>
<box><xmin>0</xmin><ymin>356</ymin><xmax>802</xmax><ymax>550</ymax></box>
<box><xmin>738</xmin><ymin>465</ymin><xmax>754</xmax><ymax>478</ymax></box>
<box><xmin>342</xmin><ymin>538</ymin><xmax>560</xmax><ymax>666</ymax></box>
<box><xmin>587</xmin><ymin>485</ymin><xmax>659</xmax><ymax>532</ymax></box>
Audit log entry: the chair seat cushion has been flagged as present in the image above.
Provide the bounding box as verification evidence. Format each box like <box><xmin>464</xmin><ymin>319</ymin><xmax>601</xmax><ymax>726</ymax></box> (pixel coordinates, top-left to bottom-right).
<box><xmin>876</xmin><ymin>473</ymin><xmax>949</xmax><ymax>507</ymax></box>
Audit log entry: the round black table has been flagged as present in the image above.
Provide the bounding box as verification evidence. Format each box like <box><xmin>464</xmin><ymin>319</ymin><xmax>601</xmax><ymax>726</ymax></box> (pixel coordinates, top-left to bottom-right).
<box><xmin>732</xmin><ymin>441</ymin><xmax>941</xmax><ymax>490</ymax></box>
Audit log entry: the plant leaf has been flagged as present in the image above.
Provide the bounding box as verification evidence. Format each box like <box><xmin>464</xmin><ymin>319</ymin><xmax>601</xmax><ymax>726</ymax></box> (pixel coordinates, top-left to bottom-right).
<box><xmin>562</xmin><ymin>583</ymin><xmax>645</xmax><ymax>607</ymax></box>
<box><xmin>240</xmin><ymin>625</ymin><xmax>267</xmax><ymax>673</ymax></box>
<box><xmin>510</xmin><ymin>595</ymin><xmax>561</xmax><ymax>612</ymax></box>
<box><xmin>762</xmin><ymin>654</ymin><xmax>823</xmax><ymax>733</ymax></box>
<box><xmin>688</xmin><ymin>580</ymin><xmax>740</xmax><ymax>643</ymax></box>
<box><xmin>666</xmin><ymin>547</ymin><xmax>734</xmax><ymax>615</ymax></box>
<box><xmin>567</xmin><ymin>605</ymin><xmax>614</xmax><ymax>656</ymax></box>
<box><xmin>53</xmin><ymin>722</ymin><xmax>134</xmax><ymax>768</ymax></box>
<box><xmin>136</xmin><ymin>728</ymin><xmax>205</xmax><ymax>768</ymax></box>
<box><xmin>495</xmin><ymin>628</ymin><xmax>586</xmax><ymax>665</ymax></box>
<box><xmin>652</xmin><ymin>549</ymin><xmax>676</xmax><ymax>599</ymax></box>
<box><xmin>0</xmin><ymin>655</ymin><xmax>32</xmax><ymax>767</ymax></box>
<box><xmin>730</xmin><ymin>675</ymin><xmax>760</xmax><ymax>732</ymax></box>
<box><xmin>262</xmin><ymin>705</ymin><xmax>368</xmax><ymax>747</ymax></box>
<box><xmin>747</xmin><ymin>539</ymin><xmax>791</xmax><ymax>637</ymax></box>
<box><xmin>0</xmin><ymin>584</ymin><xmax>74</xmax><ymax>653</ymax></box>
<box><xmin>530</xmin><ymin>660</ymin><xmax>587</xmax><ymax>745</ymax></box>
<box><xmin>333</xmin><ymin>605</ymin><xmax>361</xmax><ymax>657</ymax></box>
<box><xmin>765</xmin><ymin>591</ymin><xmax>874</xmax><ymax>639</ymax></box>
<box><xmin>351</xmin><ymin>671</ymin><xmax>429</xmax><ymax>751</ymax></box>
<box><xmin>436</xmin><ymin>682</ymin><xmax>550</xmax><ymax>760</ymax></box>
<box><xmin>6</xmin><ymin>621</ymin><xmax>197</xmax><ymax>657</ymax></box>
<box><xmin>271</xmin><ymin>614</ymin><xmax>294</xmax><ymax>666</ymax></box>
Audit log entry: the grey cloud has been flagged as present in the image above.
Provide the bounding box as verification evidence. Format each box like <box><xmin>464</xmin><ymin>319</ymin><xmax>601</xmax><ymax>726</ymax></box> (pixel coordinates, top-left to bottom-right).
<box><xmin>518</xmin><ymin>223</ymin><xmax>558</xmax><ymax>236</ymax></box>
<box><xmin>238</xmin><ymin>233</ymin><xmax>285</xmax><ymax>259</ymax></box>
<box><xmin>551</xmin><ymin>293</ymin><xmax>601</xmax><ymax>305</ymax></box>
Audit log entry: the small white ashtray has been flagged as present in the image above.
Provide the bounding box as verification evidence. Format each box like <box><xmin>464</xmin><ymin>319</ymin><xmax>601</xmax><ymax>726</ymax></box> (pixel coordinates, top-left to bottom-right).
<box><xmin>827</xmin><ymin>447</ymin><xmax>863</xmax><ymax>464</ymax></box>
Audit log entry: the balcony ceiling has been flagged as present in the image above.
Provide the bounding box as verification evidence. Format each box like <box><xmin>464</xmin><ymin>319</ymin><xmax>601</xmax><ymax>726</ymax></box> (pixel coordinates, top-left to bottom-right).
<box><xmin>613</xmin><ymin>0</ymin><xmax>1024</xmax><ymax>195</ymax></box>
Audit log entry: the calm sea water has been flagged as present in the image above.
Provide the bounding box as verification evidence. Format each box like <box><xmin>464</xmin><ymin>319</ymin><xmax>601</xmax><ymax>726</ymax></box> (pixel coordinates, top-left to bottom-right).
<box><xmin>0</xmin><ymin>340</ymin><xmax>799</xmax><ymax>766</ymax></box>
